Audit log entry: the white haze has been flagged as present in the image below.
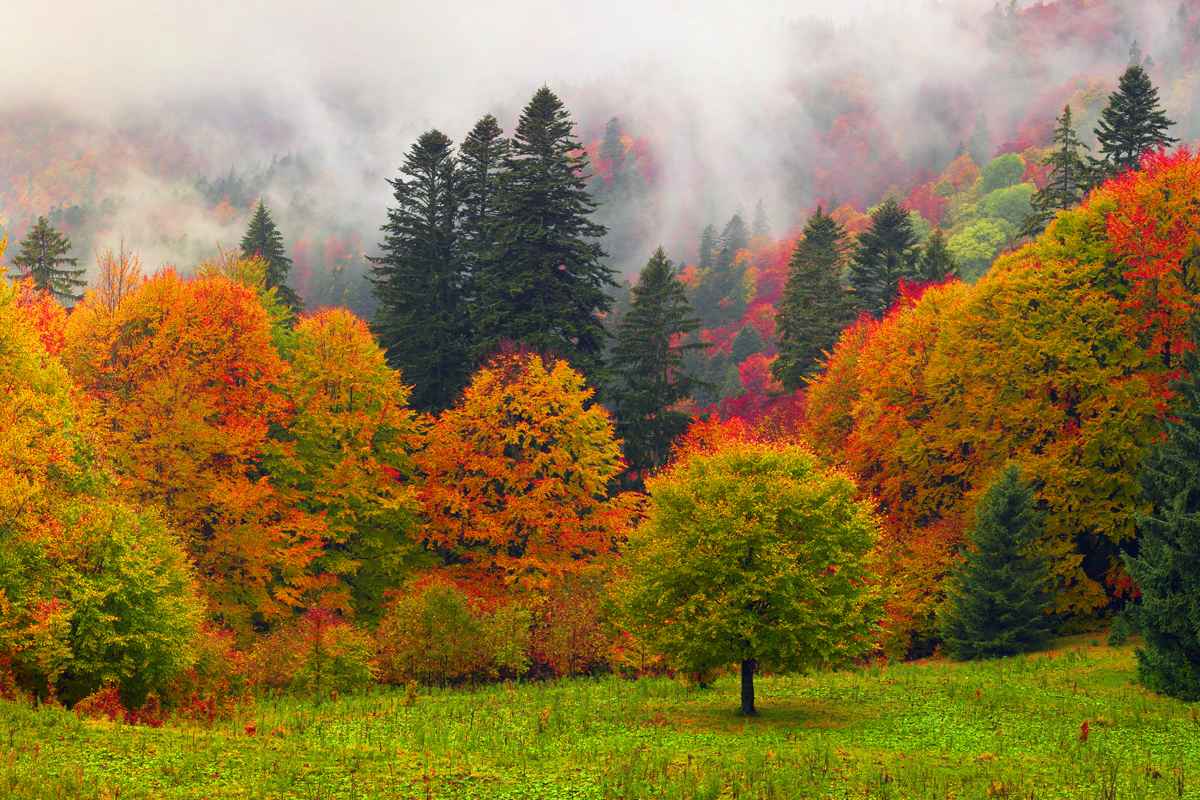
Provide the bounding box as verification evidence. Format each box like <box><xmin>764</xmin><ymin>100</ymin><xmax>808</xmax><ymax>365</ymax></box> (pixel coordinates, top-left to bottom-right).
<box><xmin>0</xmin><ymin>0</ymin><xmax>1183</xmax><ymax>278</ymax></box>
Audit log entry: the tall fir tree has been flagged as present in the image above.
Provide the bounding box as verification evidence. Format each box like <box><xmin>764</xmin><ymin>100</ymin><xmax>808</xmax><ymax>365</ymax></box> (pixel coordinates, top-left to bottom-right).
<box><xmin>847</xmin><ymin>199</ymin><xmax>921</xmax><ymax>316</ymax></box>
<box><xmin>751</xmin><ymin>199</ymin><xmax>771</xmax><ymax>238</ymax></box>
<box><xmin>772</xmin><ymin>205</ymin><xmax>857</xmax><ymax>389</ymax></box>
<box><xmin>472</xmin><ymin>86</ymin><xmax>614</xmax><ymax>386</ymax></box>
<box><xmin>967</xmin><ymin>113</ymin><xmax>992</xmax><ymax>169</ymax></box>
<box><xmin>609</xmin><ymin>246</ymin><xmax>710</xmax><ymax>487</ymax></box>
<box><xmin>939</xmin><ymin>464</ymin><xmax>1059</xmax><ymax>659</ymax></box>
<box><xmin>459</xmin><ymin>114</ymin><xmax>511</xmax><ymax>297</ymax></box>
<box><xmin>917</xmin><ymin>227</ymin><xmax>959</xmax><ymax>281</ymax></box>
<box><xmin>9</xmin><ymin>216</ymin><xmax>85</xmax><ymax>305</ymax></box>
<box><xmin>599</xmin><ymin>116</ymin><xmax>625</xmax><ymax>201</ymax></box>
<box><xmin>240</xmin><ymin>200</ymin><xmax>302</xmax><ymax>315</ymax></box>
<box><xmin>369</xmin><ymin>129</ymin><xmax>470</xmax><ymax>414</ymax></box>
<box><xmin>1018</xmin><ymin>105</ymin><xmax>1091</xmax><ymax>238</ymax></box>
<box><xmin>693</xmin><ymin>211</ymin><xmax>750</xmax><ymax>327</ymax></box>
<box><xmin>1089</xmin><ymin>64</ymin><xmax>1178</xmax><ymax>184</ymax></box>
<box><xmin>696</xmin><ymin>224</ymin><xmax>718</xmax><ymax>273</ymax></box>
<box><xmin>1122</xmin><ymin>313</ymin><xmax>1200</xmax><ymax>701</ymax></box>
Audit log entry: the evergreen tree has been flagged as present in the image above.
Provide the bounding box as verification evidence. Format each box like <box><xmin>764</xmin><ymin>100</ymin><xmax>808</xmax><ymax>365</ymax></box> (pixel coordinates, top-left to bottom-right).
<box><xmin>1122</xmin><ymin>313</ymin><xmax>1200</xmax><ymax>701</ymax></box>
<box><xmin>730</xmin><ymin>323</ymin><xmax>764</xmax><ymax>364</ymax></box>
<box><xmin>848</xmin><ymin>199</ymin><xmax>921</xmax><ymax>316</ymax></box>
<box><xmin>939</xmin><ymin>464</ymin><xmax>1059</xmax><ymax>659</ymax></box>
<box><xmin>1089</xmin><ymin>64</ymin><xmax>1178</xmax><ymax>183</ymax></box>
<box><xmin>369</xmin><ymin>129</ymin><xmax>470</xmax><ymax>414</ymax></box>
<box><xmin>693</xmin><ymin>211</ymin><xmax>750</xmax><ymax>327</ymax></box>
<box><xmin>609</xmin><ymin>246</ymin><xmax>710</xmax><ymax>486</ymax></box>
<box><xmin>600</xmin><ymin>116</ymin><xmax>625</xmax><ymax>200</ymax></box>
<box><xmin>8</xmin><ymin>216</ymin><xmax>85</xmax><ymax>305</ymax></box>
<box><xmin>967</xmin><ymin>113</ymin><xmax>992</xmax><ymax>169</ymax></box>
<box><xmin>772</xmin><ymin>205</ymin><xmax>857</xmax><ymax>389</ymax></box>
<box><xmin>459</xmin><ymin>114</ymin><xmax>511</xmax><ymax>291</ymax></box>
<box><xmin>1018</xmin><ymin>105</ymin><xmax>1090</xmax><ymax>238</ymax></box>
<box><xmin>240</xmin><ymin>200</ymin><xmax>302</xmax><ymax>315</ymax></box>
<box><xmin>473</xmin><ymin>86</ymin><xmax>614</xmax><ymax>386</ymax></box>
<box><xmin>917</xmin><ymin>227</ymin><xmax>960</xmax><ymax>281</ymax></box>
<box><xmin>751</xmin><ymin>199</ymin><xmax>771</xmax><ymax>238</ymax></box>
<box><xmin>696</xmin><ymin>224</ymin><xmax>718</xmax><ymax>272</ymax></box>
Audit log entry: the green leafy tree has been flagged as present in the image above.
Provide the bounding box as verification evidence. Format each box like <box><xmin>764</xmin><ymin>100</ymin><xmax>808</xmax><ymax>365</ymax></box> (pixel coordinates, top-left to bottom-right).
<box><xmin>8</xmin><ymin>216</ymin><xmax>85</xmax><ymax>305</ymax></box>
<box><xmin>1122</xmin><ymin>314</ymin><xmax>1200</xmax><ymax>701</ymax></box>
<box><xmin>848</xmin><ymin>199</ymin><xmax>921</xmax><ymax>315</ymax></box>
<box><xmin>939</xmin><ymin>464</ymin><xmax>1059</xmax><ymax>660</ymax></box>
<box><xmin>1090</xmin><ymin>64</ymin><xmax>1178</xmax><ymax>183</ymax></box>
<box><xmin>773</xmin><ymin>205</ymin><xmax>857</xmax><ymax>388</ymax></box>
<box><xmin>473</xmin><ymin>86</ymin><xmax>614</xmax><ymax>386</ymax></box>
<box><xmin>978</xmin><ymin>153</ymin><xmax>1024</xmax><ymax>193</ymax></box>
<box><xmin>949</xmin><ymin>219</ymin><xmax>1014</xmax><ymax>282</ymax></box>
<box><xmin>917</xmin><ymin>227</ymin><xmax>960</xmax><ymax>281</ymax></box>
<box><xmin>1019</xmin><ymin>105</ymin><xmax>1091</xmax><ymax>238</ymax></box>
<box><xmin>618</xmin><ymin>438</ymin><xmax>884</xmax><ymax>716</ymax></box>
<box><xmin>240</xmin><ymin>200</ymin><xmax>302</xmax><ymax>316</ymax></box>
<box><xmin>609</xmin><ymin>246</ymin><xmax>710</xmax><ymax>484</ymax></box>
<box><xmin>370</xmin><ymin>129</ymin><xmax>470</xmax><ymax>414</ymax></box>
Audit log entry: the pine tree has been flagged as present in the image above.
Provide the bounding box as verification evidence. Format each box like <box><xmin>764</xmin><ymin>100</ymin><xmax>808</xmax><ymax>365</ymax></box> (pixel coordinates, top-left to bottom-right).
<box><xmin>693</xmin><ymin>211</ymin><xmax>750</xmax><ymax>327</ymax></box>
<box><xmin>917</xmin><ymin>227</ymin><xmax>960</xmax><ymax>281</ymax></box>
<box><xmin>8</xmin><ymin>216</ymin><xmax>85</xmax><ymax>304</ymax></box>
<box><xmin>610</xmin><ymin>247</ymin><xmax>710</xmax><ymax>486</ymax></box>
<box><xmin>459</xmin><ymin>114</ymin><xmax>511</xmax><ymax>294</ymax></box>
<box><xmin>240</xmin><ymin>200</ymin><xmax>302</xmax><ymax>315</ymax></box>
<box><xmin>772</xmin><ymin>205</ymin><xmax>857</xmax><ymax>389</ymax></box>
<box><xmin>473</xmin><ymin>86</ymin><xmax>614</xmax><ymax>386</ymax></box>
<box><xmin>696</xmin><ymin>224</ymin><xmax>718</xmax><ymax>272</ymax></box>
<box><xmin>967</xmin><ymin>113</ymin><xmax>992</xmax><ymax>169</ymax></box>
<box><xmin>752</xmin><ymin>199</ymin><xmax>771</xmax><ymax>238</ymax></box>
<box><xmin>369</xmin><ymin>129</ymin><xmax>470</xmax><ymax>414</ymax></box>
<box><xmin>1018</xmin><ymin>105</ymin><xmax>1090</xmax><ymax>238</ymax></box>
<box><xmin>1122</xmin><ymin>313</ymin><xmax>1200</xmax><ymax>701</ymax></box>
<box><xmin>939</xmin><ymin>464</ymin><xmax>1059</xmax><ymax>660</ymax></box>
<box><xmin>848</xmin><ymin>199</ymin><xmax>921</xmax><ymax>316</ymax></box>
<box><xmin>1089</xmin><ymin>64</ymin><xmax>1178</xmax><ymax>184</ymax></box>
<box><xmin>600</xmin><ymin>116</ymin><xmax>625</xmax><ymax>201</ymax></box>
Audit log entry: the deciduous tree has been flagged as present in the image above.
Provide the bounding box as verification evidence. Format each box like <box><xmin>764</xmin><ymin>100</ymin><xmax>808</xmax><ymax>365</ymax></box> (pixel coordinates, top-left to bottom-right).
<box><xmin>617</xmin><ymin>438</ymin><xmax>884</xmax><ymax>716</ymax></box>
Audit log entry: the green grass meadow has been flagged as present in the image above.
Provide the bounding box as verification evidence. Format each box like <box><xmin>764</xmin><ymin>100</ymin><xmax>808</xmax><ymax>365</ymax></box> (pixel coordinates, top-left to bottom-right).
<box><xmin>3</xmin><ymin>635</ymin><xmax>1199</xmax><ymax>799</ymax></box>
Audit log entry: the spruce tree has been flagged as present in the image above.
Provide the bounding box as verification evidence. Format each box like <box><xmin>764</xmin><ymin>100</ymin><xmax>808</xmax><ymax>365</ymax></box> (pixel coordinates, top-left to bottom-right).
<box><xmin>1090</xmin><ymin>64</ymin><xmax>1178</xmax><ymax>184</ymax></box>
<box><xmin>9</xmin><ymin>216</ymin><xmax>86</xmax><ymax>305</ymax></box>
<box><xmin>772</xmin><ymin>205</ymin><xmax>857</xmax><ymax>389</ymax></box>
<box><xmin>473</xmin><ymin>86</ymin><xmax>614</xmax><ymax>386</ymax></box>
<box><xmin>1018</xmin><ymin>105</ymin><xmax>1090</xmax><ymax>238</ymax></box>
<box><xmin>939</xmin><ymin>464</ymin><xmax>1059</xmax><ymax>659</ymax></box>
<box><xmin>599</xmin><ymin>116</ymin><xmax>625</xmax><ymax>201</ymax></box>
<box><xmin>459</xmin><ymin>114</ymin><xmax>510</xmax><ymax>294</ymax></box>
<box><xmin>696</xmin><ymin>224</ymin><xmax>718</xmax><ymax>273</ymax></box>
<box><xmin>240</xmin><ymin>200</ymin><xmax>302</xmax><ymax>315</ymax></box>
<box><xmin>609</xmin><ymin>246</ymin><xmax>710</xmax><ymax>486</ymax></box>
<box><xmin>370</xmin><ymin>129</ymin><xmax>470</xmax><ymax>414</ymax></box>
<box><xmin>917</xmin><ymin>227</ymin><xmax>960</xmax><ymax>281</ymax></box>
<box><xmin>751</xmin><ymin>199</ymin><xmax>771</xmax><ymax>238</ymax></box>
<box><xmin>967</xmin><ymin>113</ymin><xmax>992</xmax><ymax>170</ymax></box>
<box><xmin>1122</xmin><ymin>313</ymin><xmax>1200</xmax><ymax>701</ymax></box>
<box><xmin>848</xmin><ymin>199</ymin><xmax>921</xmax><ymax>316</ymax></box>
<box><xmin>693</xmin><ymin>211</ymin><xmax>750</xmax><ymax>327</ymax></box>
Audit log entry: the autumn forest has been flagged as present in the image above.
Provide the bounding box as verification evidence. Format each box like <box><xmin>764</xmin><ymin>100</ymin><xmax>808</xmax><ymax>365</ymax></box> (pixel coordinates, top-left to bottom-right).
<box><xmin>5</xmin><ymin>0</ymin><xmax>1200</xmax><ymax>727</ymax></box>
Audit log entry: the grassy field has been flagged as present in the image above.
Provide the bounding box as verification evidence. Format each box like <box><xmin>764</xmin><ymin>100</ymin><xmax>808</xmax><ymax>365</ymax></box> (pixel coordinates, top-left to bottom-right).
<box><xmin>3</xmin><ymin>634</ymin><xmax>1199</xmax><ymax>799</ymax></box>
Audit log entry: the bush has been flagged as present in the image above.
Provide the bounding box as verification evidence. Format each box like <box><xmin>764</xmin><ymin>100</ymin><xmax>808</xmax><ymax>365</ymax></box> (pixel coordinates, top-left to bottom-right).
<box><xmin>377</xmin><ymin>575</ymin><xmax>531</xmax><ymax>686</ymax></box>
<box><xmin>529</xmin><ymin>575</ymin><xmax>611</xmax><ymax>678</ymax></box>
<box><xmin>249</xmin><ymin>607</ymin><xmax>375</xmax><ymax>697</ymax></box>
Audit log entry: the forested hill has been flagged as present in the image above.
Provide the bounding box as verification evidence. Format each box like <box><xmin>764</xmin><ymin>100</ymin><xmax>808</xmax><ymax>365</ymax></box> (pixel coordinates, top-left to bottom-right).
<box><xmin>0</xmin><ymin>0</ymin><xmax>1195</xmax><ymax>319</ymax></box>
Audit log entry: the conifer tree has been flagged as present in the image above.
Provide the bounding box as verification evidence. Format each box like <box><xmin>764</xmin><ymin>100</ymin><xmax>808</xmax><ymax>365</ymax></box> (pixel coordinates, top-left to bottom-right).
<box><xmin>1122</xmin><ymin>313</ymin><xmax>1200</xmax><ymax>701</ymax></box>
<box><xmin>696</xmin><ymin>225</ymin><xmax>718</xmax><ymax>272</ymax></box>
<box><xmin>752</xmin><ymin>199</ymin><xmax>771</xmax><ymax>238</ymax></box>
<box><xmin>848</xmin><ymin>199</ymin><xmax>921</xmax><ymax>316</ymax></box>
<box><xmin>240</xmin><ymin>200</ymin><xmax>302</xmax><ymax>315</ymax></box>
<box><xmin>917</xmin><ymin>227</ymin><xmax>959</xmax><ymax>281</ymax></box>
<box><xmin>599</xmin><ymin>116</ymin><xmax>625</xmax><ymax>201</ymax></box>
<box><xmin>772</xmin><ymin>205</ymin><xmax>856</xmax><ymax>388</ymax></box>
<box><xmin>1018</xmin><ymin>105</ymin><xmax>1091</xmax><ymax>238</ymax></box>
<box><xmin>1089</xmin><ymin>64</ymin><xmax>1178</xmax><ymax>183</ymax></box>
<box><xmin>939</xmin><ymin>464</ymin><xmax>1059</xmax><ymax>659</ymax></box>
<box><xmin>370</xmin><ymin>129</ymin><xmax>470</xmax><ymax>414</ymax></box>
<box><xmin>693</xmin><ymin>211</ymin><xmax>750</xmax><ymax>327</ymax></box>
<box><xmin>473</xmin><ymin>86</ymin><xmax>614</xmax><ymax>386</ymax></box>
<box><xmin>609</xmin><ymin>246</ymin><xmax>710</xmax><ymax>485</ymax></box>
<box><xmin>9</xmin><ymin>216</ymin><xmax>85</xmax><ymax>305</ymax></box>
<box><xmin>459</xmin><ymin>114</ymin><xmax>510</xmax><ymax>282</ymax></box>
<box><xmin>967</xmin><ymin>113</ymin><xmax>992</xmax><ymax>169</ymax></box>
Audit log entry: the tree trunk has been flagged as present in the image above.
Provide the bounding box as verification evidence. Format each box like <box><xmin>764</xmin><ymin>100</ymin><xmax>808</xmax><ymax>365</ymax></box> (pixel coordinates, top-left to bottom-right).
<box><xmin>741</xmin><ymin>657</ymin><xmax>757</xmax><ymax>716</ymax></box>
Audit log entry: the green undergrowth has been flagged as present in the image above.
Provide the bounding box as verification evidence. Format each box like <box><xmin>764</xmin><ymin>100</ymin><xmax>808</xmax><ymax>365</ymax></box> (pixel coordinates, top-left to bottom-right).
<box><xmin>3</xmin><ymin>634</ymin><xmax>1199</xmax><ymax>799</ymax></box>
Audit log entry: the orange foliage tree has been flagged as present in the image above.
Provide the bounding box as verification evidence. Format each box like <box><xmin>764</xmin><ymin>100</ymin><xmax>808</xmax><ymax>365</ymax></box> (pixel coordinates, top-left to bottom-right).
<box><xmin>64</xmin><ymin>269</ymin><xmax>327</xmax><ymax>633</ymax></box>
<box><xmin>416</xmin><ymin>344</ymin><xmax>639</xmax><ymax>592</ymax></box>
<box><xmin>806</xmin><ymin>148</ymin><xmax>1200</xmax><ymax>654</ymax></box>
<box><xmin>267</xmin><ymin>307</ymin><xmax>425</xmax><ymax>618</ymax></box>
